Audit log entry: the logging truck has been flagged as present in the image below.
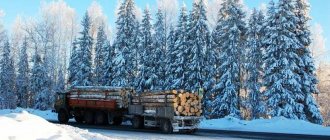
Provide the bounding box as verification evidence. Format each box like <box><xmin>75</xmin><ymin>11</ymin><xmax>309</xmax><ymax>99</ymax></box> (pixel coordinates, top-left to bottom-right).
<box><xmin>54</xmin><ymin>86</ymin><xmax>202</xmax><ymax>133</ymax></box>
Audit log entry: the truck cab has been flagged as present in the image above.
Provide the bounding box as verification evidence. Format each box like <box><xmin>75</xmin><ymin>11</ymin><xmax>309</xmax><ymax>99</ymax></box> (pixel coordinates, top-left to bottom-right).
<box><xmin>54</xmin><ymin>92</ymin><xmax>70</xmax><ymax>123</ymax></box>
<box><xmin>54</xmin><ymin>92</ymin><xmax>66</xmax><ymax>109</ymax></box>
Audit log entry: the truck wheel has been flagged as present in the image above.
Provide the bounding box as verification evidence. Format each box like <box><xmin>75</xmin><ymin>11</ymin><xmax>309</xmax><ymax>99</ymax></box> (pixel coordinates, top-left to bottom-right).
<box><xmin>186</xmin><ymin>129</ymin><xmax>197</xmax><ymax>134</ymax></box>
<box><xmin>58</xmin><ymin>109</ymin><xmax>69</xmax><ymax>124</ymax></box>
<box><xmin>132</xmin><ymin>116</ymin><xmax>143</xmax><ymax>129</ymax></box>
<box><xmin>113</xmin><ymin>117</ymin><xmax>123</xmax><ymax>126</ymax></box>
<box><xmin>74</xmin><ymin>116</ymin><xmax>83</xmax><ymax>123</ymax></box>
<box><xmin>161</xmin><ymin>119</ymin><xmax>173</xmax><ymax>134</ymax></box>
<box><xmin>84</xmin><ymin>111</ymin><xmax>94</xmax><ymax>124</ymax></box>
<box><xmin>95</xmin><ymin>112</ymin><xmax>106</xmax><ymax>125</ymax></box>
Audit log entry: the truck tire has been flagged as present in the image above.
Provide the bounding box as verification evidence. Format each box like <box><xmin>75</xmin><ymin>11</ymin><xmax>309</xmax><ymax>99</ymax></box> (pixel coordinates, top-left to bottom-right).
<box><xmin>113</xmin><ymin>117</ymin><xmax>123</xmax><ymax>126</ymax></box>
<box><xmin>58</xmin><ymin>109</ymin><xmax>69</xmax><ymax>124</ymax></box>
<box><xmin>95</xmin><ymin>112</ymin><xmax>106</xmax><ymax>125</ymax></box>
<box><xmin>74</xmin><ymin>116</ymin><xmax>83</xmax><ymax>123</ymax></box>
<box><xmin>132</xmin><ymin>116</ymin><xmax>143</xmax><ymax>129</ymax></box>
<box><xmin>161</xmin><ymin>119</ymin><xmax>173</xmax><ymax>134</ymax></box>
<box><xmin>186</xmin><ymin>129</ymin><xmax>197</xmax><ymax>134</ymax></box>
<box><xmin>84</xmin><ymin>111</ymin><xmax>94</xmax><ymax>124</ymax></box>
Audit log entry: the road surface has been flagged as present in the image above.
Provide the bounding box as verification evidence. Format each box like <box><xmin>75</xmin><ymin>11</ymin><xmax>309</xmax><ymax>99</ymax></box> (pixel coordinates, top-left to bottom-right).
<box><xmin>51</xmin><ymin>121</ymin><xmax>330</xmax><ymax>140</ymax></box>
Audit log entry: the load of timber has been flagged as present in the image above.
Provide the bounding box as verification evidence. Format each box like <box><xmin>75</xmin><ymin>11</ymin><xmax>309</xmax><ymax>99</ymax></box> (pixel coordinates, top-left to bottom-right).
<box><xmin>67</xmin><ymin>86</ymin><xmax>133</xmax><ymax>108</ymax></box>
<box><xmin>131</xmin><ymin>90</ymin><xmax>203</xmax><ymax>116</ymax></box>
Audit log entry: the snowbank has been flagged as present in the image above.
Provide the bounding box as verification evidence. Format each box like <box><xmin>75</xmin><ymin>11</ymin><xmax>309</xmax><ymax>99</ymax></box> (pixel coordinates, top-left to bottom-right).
<box><xmin>0</xmin><ymin>111</ymin><xmax>115</xmax><ymax>140</ymax></box>
<box><xmin>0</xmin><ymin>108</ymin><xmax>58</xmax><ymax>121</ymax></box>
<box><xmin>200</xmin><ymin>116</ymin><xmax>330</xmax><ymax>136</ymax></box>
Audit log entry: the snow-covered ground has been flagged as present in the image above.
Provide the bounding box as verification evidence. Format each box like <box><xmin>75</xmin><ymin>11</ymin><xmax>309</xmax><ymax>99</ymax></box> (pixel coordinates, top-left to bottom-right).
<box><xmin>0</xmin><ymin>108</ymin><xmax>58</xmax><ymax>121</ymax></box>
<box><xmin>1</xmin><ymin>108</ymin><xmax>330</xmax><ymax>139</ymax></box>
<box><xmin>0</xmin><ymin>110</ymin><xmax>115</xmax><ymax>140</ymax></box>
<box><xmin>200</xmin><ymin>116</ymin><xmax>330</xmax><ymax>136</ymax></box>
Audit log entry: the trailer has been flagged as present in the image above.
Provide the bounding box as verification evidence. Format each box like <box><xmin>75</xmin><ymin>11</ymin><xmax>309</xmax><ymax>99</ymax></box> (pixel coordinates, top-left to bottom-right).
<box><xmin>54</xmin><ymin>86</ymin><xmax>133</xmax><ymax>125</ymax></box>
<box><xmin>128</xmin><ymin>90</ymin><xmax>202</xmax><ymax>133</ymax></box>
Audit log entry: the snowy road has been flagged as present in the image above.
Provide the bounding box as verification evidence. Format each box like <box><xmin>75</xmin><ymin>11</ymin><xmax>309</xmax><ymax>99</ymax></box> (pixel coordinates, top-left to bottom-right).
<box><xmin>88</xmin><ymin>129</ymin><xmax>239</xmax><ymax>140</ymax></box>
<box><xmin>55</xmin><ymin>121</ymin><xmax>246</xmax><ymax>140</ymax></box>
<box><xmin>52</xmin><ymin>121</ymin><xmax>330</xmax><ymax>140</ymax></box>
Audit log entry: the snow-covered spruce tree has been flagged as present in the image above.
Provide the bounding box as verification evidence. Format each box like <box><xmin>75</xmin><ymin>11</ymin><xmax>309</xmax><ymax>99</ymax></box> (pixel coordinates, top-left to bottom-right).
<box><xmin>76</xmin><ymin>12</ymin><xmax>93</xmax><ymax>86</ymax></box>
<box><xmin>245</xmin><ymin>9</ymin><xmax>265</xmax><ymax>119</ymax></box>
<box><xmin>31</xmin><ymin>49</ymin><xmax>51</xmax><ymax>110</ymax></box>
<box><xmin>262</xmin><ymin>0</ymin><xmax>276</xmax><ymax>54</ymax></box>
<box><xmin>153</xmin><ymin>9</ymin><xmax>166</xmax><ymax>90</ymax></box>
<box><xmin>185</xmin><ymin>0</ymin><xmax>210</xmax><ymax>91</ymax></box>
<box><xmin>68</xmin><ymin>39</ymin><xmax>80</xmax><ymax>87</ymax></box>
<box><xmin>94</xmin><ymin>24</ymin><xmax>108</xmax><ymax>86</ymax></box>
<box><xmin>263</xmin><ymin>0</ymin><xmax>304</xmax><ymax>119</ymax></box>
<box><xmin>167</xmin><ymin>4</ymin><xmax>189</xmax><ymax>90</ymax></box>
<box><xmin>102</xmin><ymin>41</ymin><xmax>114</xmax><ymax>86</ymax></box>
<box><xmin>206</xmin><ymin>1</ymin><xmax>229</xmax><ymax>117</ymax></box>
<box><xmin>16</xmin><ymin>38</ymin><xmax>30</xmax><ymax>108</ymax></box>
<box><xmin>136</xmin><ymin>7</ymin><xmax>154</xmax><ymax>93</ymax></box>
<box><xmin>132</xmin><ymin>21</ymin><xmax>141</xmax><ymax>89</ymax></box>
<box><xmin>56</xmin><ymin>67</ymin><xmax>65</xmax><ymax>93</ymax></box>
<box><xmin>112</xmin><ymin>0</ymin><xmax>138</xmax><ymax>87</ymax></box>
<box><xmin>43</xmin><ymin>45</ymin><xmax>56</xmax><ymax>108</ymax></box>
<box><xmin>210</xmin><ymin>0</ymin><xmax>246</xmax><ymax>119</ymax></box>
<box><xmin>164</xmin><ymin>25</ymin><xmax>176</xmax><ymax>90</ymax></box>
<box><xmin>0</xmin><ymin>41</ymin><xmax>16</xmax><ymax>109</ymax></box>
<box><xmin>43</xmin><ymin>44</ymin><xmax>56</xmax><ymax>92</ymax></box>
<box><xmin>294</xmin><ymin>0</ymin><xmax>323</xmax><ymax>124</ymax></box>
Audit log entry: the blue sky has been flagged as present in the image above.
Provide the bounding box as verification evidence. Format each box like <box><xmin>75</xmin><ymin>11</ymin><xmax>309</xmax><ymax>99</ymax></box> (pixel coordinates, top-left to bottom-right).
<box><xmin>0</xmin><ymin>0</ymin><xmax>328</xmax><ymax>53</ymax></box>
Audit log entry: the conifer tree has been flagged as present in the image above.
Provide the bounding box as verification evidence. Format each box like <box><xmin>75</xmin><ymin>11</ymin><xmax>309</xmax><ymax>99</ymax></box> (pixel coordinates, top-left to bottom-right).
<box><xmin>43</xmin><ymin>44</ymin><xmax>56</xmax><ymax>94</ymax></box>
<box><xmin>102</xmin><ymin>41</ymin><xmax>114</xmax><ymax>86</ymax></box>
<box><xmin>0</xmin><ymin>41</ymin><xmax>16</xmax><ymax>109</ymax></box>
<box><xmin>164</xmin><ymin>25</ymin><xmax>176</xmax><ymax>89</ymax></box>
<box><xmin>186</xmin><ymin>0</ymin><xmax>210</xmax><ymax>91</ymax></box>
<box><xmin>16</xmin><ymin>38</ymin><xmax>30</xmax><ymax>108</ymax></box>
<box><xmin>112</xmin><ymin>0</ymin><xmax>138</xmax><ymax>87</ymax></box>
<box><xmin>31</xmin><ymin>49</ymin><xmax>51</xmax><ymax>110</ymax></box>
<box><xmin>206</xmin><ymin>1</ymin><xmax>229</xmax><ymax>117</ymax></box>
<box><xmin>210</xmin><ymin>0</ymin><xmax>246</xmax><ymax>118</ymax></box>
<box><xmin>263</xmin><ymin>0</ymin><xmax>304</xmax><ymax>119</ymax></box>
<box><xmin>56</xmin><ymin>67</ymin><xmax>65</xmax><ymax>93</ymax></box>
<box><xmin>68</xmin><ymin>39</ymin><xmax>80</xmax><ymax>87</ymax></box>
<box><xmin>245</xmin><ymin>9</ymin><xmax>265</xmax><ymax>119</ymax></box>
<box><xmin>153</xmin><ymin>9</ymin><xmax>166</xmax><ymax>89</ymax></box>
<box><xmin>295</xmin><ymin>0</ymin><xmax>323</xmax><ymax>124</ymax></box>
<box><xmin>76</xmin><ymin>12</ymin><xmax>93</xmax><ymax>86</ymax></box>
<box><xmin>132</xmin><ymin>21</ymin><xmax>141</xmax><ymax>88</ymax></box>
<box><xmin>43</xmin><ymin>45</ymin><xmax>55</xmax><ymax>108</ymax></box>
<box><xmin>168</xmin><ymin>4</ymin><xmax>189</xmax><ymax>90</ymax></box>
<box><xmin>136</xmin><ymin>7</ymin><xmax>154</xmax><ymax>92</ymax></box>
<box><xmin>94</xmin><ymin>25</ymin><xmax>108</xmax><ymax>85</ymax></box>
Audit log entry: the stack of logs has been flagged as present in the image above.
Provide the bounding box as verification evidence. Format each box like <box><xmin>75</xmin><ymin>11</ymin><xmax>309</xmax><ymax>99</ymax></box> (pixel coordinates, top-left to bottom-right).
<box><xmin>68</xmin><ymin>86</ymin><xmax>132</xmax><ymax>108</ymax></box>
<box><xmin>132</xmin><ymin>90</ymin><xmax>203</xmax><ymax>116</ymax></box>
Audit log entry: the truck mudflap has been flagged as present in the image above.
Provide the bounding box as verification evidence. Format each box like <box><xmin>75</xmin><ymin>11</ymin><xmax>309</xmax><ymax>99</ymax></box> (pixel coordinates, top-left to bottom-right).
<box><xmin>172</xmin><ymin>116</ymin><xmax>202</xmax><ymax>132</ymax></box>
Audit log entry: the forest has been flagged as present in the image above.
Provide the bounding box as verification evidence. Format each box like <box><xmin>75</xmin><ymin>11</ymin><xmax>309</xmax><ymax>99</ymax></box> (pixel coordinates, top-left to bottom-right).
<box><xmin>0</xmin><ymin>0</ymin><xmax>328</xmax><ymax>125</ymax></box>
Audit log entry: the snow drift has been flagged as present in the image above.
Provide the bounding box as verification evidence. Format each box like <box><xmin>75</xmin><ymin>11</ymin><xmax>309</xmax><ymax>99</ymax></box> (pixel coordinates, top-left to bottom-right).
<box><xmin>0</xmin><ymin>111</ymin><xmax>114</xmax><ymax>140</ymax></box>
<box><xmin>200</xmin><ymin>116</ymin><xmax>330</xmax><ymax>136</ymax></box>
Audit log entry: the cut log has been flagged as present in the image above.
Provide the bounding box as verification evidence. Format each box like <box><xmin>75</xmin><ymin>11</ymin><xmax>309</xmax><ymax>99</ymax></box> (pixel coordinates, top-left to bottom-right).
<box><xmin>178</xmin><ymin>106</ymin><xmax>183</xmax><ymax>112</ymax></box>
<box><xmin>190</xmin><ymin>107</ymin><xmax>195</xmax><ymax>113</ymax></box>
